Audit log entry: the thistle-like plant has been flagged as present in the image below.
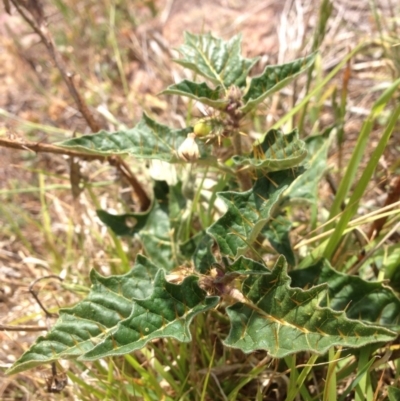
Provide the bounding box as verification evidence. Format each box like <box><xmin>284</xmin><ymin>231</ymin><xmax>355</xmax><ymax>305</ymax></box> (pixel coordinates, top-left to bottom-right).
<box><xmin>7</xmin><ymin>32</ymin><xmax>398</xmax><ymax>376</ymax></box>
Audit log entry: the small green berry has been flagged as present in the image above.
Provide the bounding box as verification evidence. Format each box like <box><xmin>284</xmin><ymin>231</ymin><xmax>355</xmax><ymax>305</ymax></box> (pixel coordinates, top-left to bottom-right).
<box><xmin>193</xmin><ymin>120</ymin><xmax>212</xmax><ymax>137</ymax></box>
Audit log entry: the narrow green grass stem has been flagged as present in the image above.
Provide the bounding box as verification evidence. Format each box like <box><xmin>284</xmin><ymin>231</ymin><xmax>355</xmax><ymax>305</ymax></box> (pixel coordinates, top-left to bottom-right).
<box><xmin>285</xmin><ymin>354</ymin><xmax>317</xmax><ymax>401</ymax></box>
<box><xmin>106</xmin><ymin>359</ymin><xmax>114</xmax><ymax>400</ymax></box>
<box><xmin>200</xmin><ymin>342</ymin><xmax>216</xmax><ymax>401</ymax></box>
<box><xmin>338</xmin><ymin>354</ymin><xmax>376</xmax><ymax>401</ymax></box>
<box><xmin>323</xmin><ymin>348</ymin><xmax>340</xmax><ymax>401</ymax></box>
<box><xmin>324</xmin><ymin>93</ymin><xmax>400</xmax><ymax>260</ymax></box>
<box><xmin>270</xmin><ymin>43</ymin><xmax>366</xmax><ymax>133</ymax></box>
<box><xmin>67</xmin><ymin>371</ymin><xmax>106</xmax><ymax>399</ymax></box>
<box><xmin>326</xmin><ymin>77</ymin><xmax>400</xmax><ymax>230</ymax></box>
<box><xmin>355</xmin><ymin>346</ymin><xmax>374</xmax><ymax>401</ymax></box>
<box><xmin>108</xmin><ymin>1</ymin><xmax>130</xmax><ymax>110</ymax></box>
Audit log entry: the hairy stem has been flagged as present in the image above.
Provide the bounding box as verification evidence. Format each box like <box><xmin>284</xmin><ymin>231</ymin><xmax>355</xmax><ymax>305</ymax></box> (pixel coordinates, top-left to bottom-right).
<box><xmin>232</xmin><ymin>131</ymin><xmax>242</xmax><ymax>156</ymax></box>
<box><xmin>232</xmin><ymin>131</ymin><xmax>252</xmax><ymax>190</ymax></box>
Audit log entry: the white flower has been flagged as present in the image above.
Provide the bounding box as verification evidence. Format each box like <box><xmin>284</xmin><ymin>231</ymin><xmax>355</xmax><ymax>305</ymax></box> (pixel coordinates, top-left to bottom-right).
<box><xmin>177</xmin><ymin>133</ymin><xmax>200</xmax><ymax>162</ymax></box>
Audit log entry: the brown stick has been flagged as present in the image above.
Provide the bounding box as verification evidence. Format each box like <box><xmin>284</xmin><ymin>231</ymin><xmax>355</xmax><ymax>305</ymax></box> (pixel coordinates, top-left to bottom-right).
<box><xmin>0</xmin><ymin>324</ymin><xmax>48</xmax><ymax>332</ymax></box>
<box><xmin>8</xmin><ymin>0</ymin><xmax>151</xmax><ymax>211</ymax></box>
<box><xmin>29</xmin><ymin>275</ymin><xmax>63</xmax><ymax>318</ymax></box>
<box><xmin>9</xmin><ymin>0</ymin><xmax>100</xmax><ymax>132</ymax></box>
<box><xmin>0</xmin><ymin>135</ymin><xmax>152</xmax><ymax>210</ymax></box>
<box><xmin>0</xmin><ymin>137</ymin><xmax>106</xmax><ymax>160</ymax></box>
<box><xmin>109</xmin><ymin>156</ymin><xmax>151</xmax><ymax>210</ymax></box>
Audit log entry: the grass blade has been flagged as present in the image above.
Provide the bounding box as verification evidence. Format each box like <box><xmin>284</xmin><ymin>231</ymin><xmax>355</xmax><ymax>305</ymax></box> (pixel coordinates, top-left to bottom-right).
<box><xmin>324</xmin><ymin>86</ymin><xmax>400</xmax><ymax>260</ymax></box>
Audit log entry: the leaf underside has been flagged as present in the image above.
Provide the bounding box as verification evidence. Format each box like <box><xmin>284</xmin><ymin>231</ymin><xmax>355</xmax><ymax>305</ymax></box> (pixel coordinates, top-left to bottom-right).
<box><xmin>193</xmin><ymin>233</ymin><xmax>218</xmax><ymax>275</ymax></box>
<box><xmin>262</xmin><ymin>215</ymin><xmax>295</xmax><ymax>265</ymax></box>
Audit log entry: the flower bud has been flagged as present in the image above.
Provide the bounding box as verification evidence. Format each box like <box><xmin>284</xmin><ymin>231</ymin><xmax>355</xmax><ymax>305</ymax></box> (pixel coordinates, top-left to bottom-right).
<box><xmin>177</xmin><ymin>133</ymin><xmax>200</xmax><ymax>162</ymax></box>
<box><xmin>227</xmin><ymin>85</ymin><xmax>242</xmax><ymax>103</ymax></box>
<box><xmin>225</xmin><ymin>85</ymin><xmax>243</xmax><ymax>116</ymax></box>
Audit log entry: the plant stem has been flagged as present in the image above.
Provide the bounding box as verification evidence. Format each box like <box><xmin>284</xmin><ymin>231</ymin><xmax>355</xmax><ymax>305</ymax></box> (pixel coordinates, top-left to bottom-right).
<box><xmin>232</xmin><ymin>131</ymin><xmax>252</xmax><ymax>190</ymax></box>
<box><xmin>232</xmin><ymin>121</ymin><xmax>253</xmax><ymax>191</ymax></box>
<box><xmin>232</xmin><ymin>131</ymin><xmax>242</xmax><ymax>156</ymax></box>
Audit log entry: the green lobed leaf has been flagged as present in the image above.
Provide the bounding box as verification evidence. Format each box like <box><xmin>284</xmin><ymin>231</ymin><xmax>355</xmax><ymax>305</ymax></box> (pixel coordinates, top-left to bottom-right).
<box><xmin>8</xmin><ymin>259</ymin><xmax>219</xmax><ymax>374</ymax></box>
<box><xmin>286</xmin><ymin>130</ymin><xmax>331</xmax><ymax>204</ymax></box>
<box><xmin>97</xmin><ymin>181</ymin><xmax>180</xmax><ymax>271</ymax></box>
<box><xmin>262</xmin><ymin>215</ymin><xmax>295</xmax><ymax>265</ymax></box>
<box><xmin>96</xmin><ymin>210</ymin><xmax>148</xmax><ymax>237</ymax></box>
<box><xmin>207</xmin><ymin>257</ymin><xmax>268</xmax><ymax>290</ymax></box>
<box><xmin>207</xmin><ymin>169</ymin><xmax>303</xmax><ymax>258</ymax></box>
<box><xmin>179</xmin><ymin>231</ymin><xmax>202</xmax><ymax>258</ymax></box>
<box><xmin>80</xmin><ymin>270</ymin><xmax>219</xmax><ymax>360</ymax></box>
<box><xmin>289</xmin><ymin>259</ymin><xmax>400</xmax><ymax>329</ymax></box>
<box><xmin>58</xmin><ymin>113</ymin><xmax>205</xmax><ymax>162</ymax></box>
<box><xmin>224</xmin><ymin>257</ymin><xmax>396</xmax><ymax>357</ymax></box>
<box><xmin>174</xmin><ymin>32</ymin><xmax>259</xmax><ymax>88</ymax></box>
<box><xmin>192</xmin><ymin>233</ymin><xmax>217</xmax><ymax>274</ymax></box>
<box><xmin>241</xmin><ymin>53</ymin><xmax>317</xmax><ymax>113</ymax></box>
<box><xmin>226</xmin><ymin>256</ymin><xmax>268</xmax><ymax>275</ymax></box>
<box><xmin>167</xmin><ymin>180</ymin><xmax>187</xmax><ymax>234</ymax></box>
<box><xmin>161</xmin><ymin>80</ymin><xmax>228</xmax><ymax>109</ymax></box>
<box><xmin>388</xmin><ymin>386</ymin><xmax>400</xmax><ymax>401</ymax></box>
<box><xmin>232</xmin><ymin>128</ymin><xmax>307</xmax><ymax>172</ymax></box>
<box><xmin>7</xmin><ymin>256</ymin><xmax>160</xmax><ymax>374</ymax></box>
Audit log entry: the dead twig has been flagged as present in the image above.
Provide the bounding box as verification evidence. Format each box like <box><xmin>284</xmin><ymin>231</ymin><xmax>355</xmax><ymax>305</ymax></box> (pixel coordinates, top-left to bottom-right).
<box><xmin>0</xmin><ymin>324</ymin><xmax>48</xmax><ymax>332</ymax></box>
<box><xmin>0</xmin><ymin>136</ymin><xmax>106</xmax><ymax>160</ymax></box>
<box><xmin>8</xmin><ymin>0</ymin><xmax>151</xmax><ymax>211</ymax></box>
<box><xmin>46</xmin><ymin>362</ymin><xmax>68</xmax><ymax>393</ymax></box>
<box><xmin>29</xmin><ymin>274</ymin><xmax>63</xmax><ymax>318</ymax></box>
<box><xmin>0</xmin><ymin>135</ymin><xmax>151</xmax><ymax>209</ymax></box>
<box><xmin>9</xmin><ymin>0</ymin><xmax>99</xmax><ymax>132</ymax></box>
<box><xmin>0</xmin><ymin>275</ymin><xmax>63</xmax><ymax>333</ymax></box>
